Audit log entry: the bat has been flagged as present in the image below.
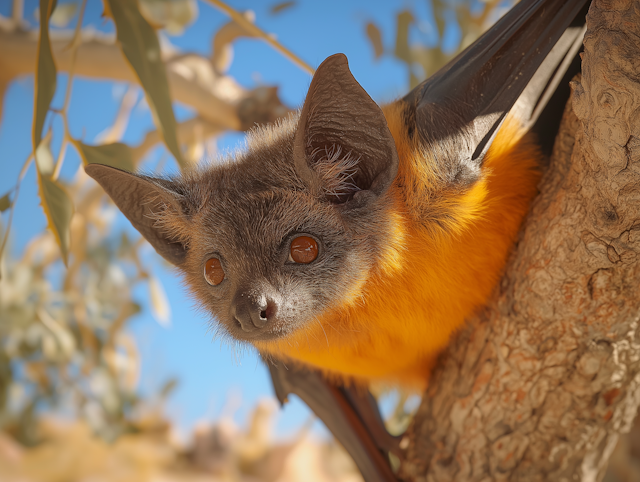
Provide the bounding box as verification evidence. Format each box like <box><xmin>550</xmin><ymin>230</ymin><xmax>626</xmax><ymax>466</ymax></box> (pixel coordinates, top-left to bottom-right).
<box><xmin>85</xmin><ymin>0</ymin><xmax>591</xmax><ymax>480</ymax></box>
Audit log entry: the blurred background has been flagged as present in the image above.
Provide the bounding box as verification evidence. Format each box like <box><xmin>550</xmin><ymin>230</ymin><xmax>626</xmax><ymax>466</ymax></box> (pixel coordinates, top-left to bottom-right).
<box><xmin>1</xmin><ymin>0</ymin><xmax>638</xmax><ymax>480</ymax></box>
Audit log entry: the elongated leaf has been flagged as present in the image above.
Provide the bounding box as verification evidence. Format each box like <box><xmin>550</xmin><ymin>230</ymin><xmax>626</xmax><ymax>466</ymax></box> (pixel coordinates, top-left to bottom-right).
<box><xmin>0</xmin><ymin>193</ymin><xmax>11</xmax><ymax>213</ymax></box>
<box><xmin>412</xmin><ymin>46</ymin><xmax>449</xmax><ymax>80</ymax></box>
<box><xmin>433</xmin><ymin>0</ymin><xmax>446</xmax><ymax>41</ymax></box>
<box><xmin>149</xmin><ymin>276</ymin><xmax>171</xmax><ymax>327</ymax></box>
<box><xmin>0</xmin><ymin>355</ymin><xmax>10</xmax><ymax>412</ymax></box>
<box><xmin>33</xmin><ymin>0</ymin><xmax>58</xmax><ymax>151</ymax></box>
<box><xmin>211</xmin><ymin>11</ymin><xmax>256</xmax><ymax>74</ymax></box>
<box><xmin>270</xmin><ymin>1</ymin><xmax>295</xmax><ymax>15</ymax></box>
<box><xmin>366</xmin><ymin>22</ymin><xmax>384</xmax><ymax>60</ymax></box>
<box><xmin>37</xmin><ymin>169</ymin><xmax>73</xmax><ymax>266</ymax></box>
<box><xmin>105</xmin><ymin>0</ymin><xmax>186</xmax><ymax>169</ymax></box>
<box><xmin>73</xmin><ymin>140</ymin><xmax>135</xmax><ymax>172</ymax></box>
<box><xmin>139</xmin><ymin>0</ymin><xmax>198</xmax><ymax>34</ymax></box>
<box><xmin>394</xmin><ymin>10</ymin><xmax>414</xmax><ymax>65</ymax></box>
<box><xmin>50</xmin><ymin>2</ymin><xmax>77</xmax><ymax>28</ymax></box>
<box><xmin>35</xmin><ymin>139</ymin><xmax>55</xmax><ymax>176</ymax></box>
<box><xmin>159</xmin><ymin>378</ymin><xmax>178</xmax><ymax>399</ymax></box>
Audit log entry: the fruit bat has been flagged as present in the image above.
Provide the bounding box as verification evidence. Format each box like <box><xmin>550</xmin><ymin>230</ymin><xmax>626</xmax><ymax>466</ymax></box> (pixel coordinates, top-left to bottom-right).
<box><xmin>85</xmin><ymin>0</ymin><xmax>591</xmax><ymax>480</ymax></box>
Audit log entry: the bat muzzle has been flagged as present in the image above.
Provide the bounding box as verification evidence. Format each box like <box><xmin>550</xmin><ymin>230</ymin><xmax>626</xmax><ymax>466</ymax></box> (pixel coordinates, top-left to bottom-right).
<box><xmin>230</xmin><ymin>287</ymin><xmax>278</xmax><ymax>337</ymax></box>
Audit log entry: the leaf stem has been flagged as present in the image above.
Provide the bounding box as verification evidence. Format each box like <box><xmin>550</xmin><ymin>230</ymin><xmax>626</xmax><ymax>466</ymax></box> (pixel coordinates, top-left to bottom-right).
<box><xmin>53</xmin><ymin>0</ymin><xmax>88</xmax><ymax>181</ymax></box>
<box><xmin>12</xmin><ymin>0</ymin><xmax>24</xmax><ymax>23</ymax></box>
<box><xmin>0</xmin><ymin>154</ymin><xmax>34</xmax><ymax>276</ymax></box>
<box><xmin>61</xmin><ymin>0</ymin><xmax>87</xmax><ymax>113</ymax></box>
<box><xmin>52</xmin><ymin>138</ymin><xmax>67</xmax><ymax>180</ymax></box>
<box><xmin>205</xmin><ymin>0</ymin><xmax>314</xmax><ymax>76</ymax></box>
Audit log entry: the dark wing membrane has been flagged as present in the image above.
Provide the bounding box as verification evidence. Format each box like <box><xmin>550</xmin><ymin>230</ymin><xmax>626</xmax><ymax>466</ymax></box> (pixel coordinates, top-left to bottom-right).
<box><xmin>267</xmin><ymin>360</ymin><xmax>398</xmax><ymax>482</ymax></box>
<box><xmin>404</xmin><ymin>0</ymin><xmax>590</xmax><ymax>177</ymax></box>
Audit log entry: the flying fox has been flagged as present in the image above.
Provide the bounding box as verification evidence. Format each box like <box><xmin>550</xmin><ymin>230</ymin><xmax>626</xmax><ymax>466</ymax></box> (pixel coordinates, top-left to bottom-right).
<box><xmin>86</xmin><ymin>0</ymin><xmax>591</xmax><ymax>479</ymax></box>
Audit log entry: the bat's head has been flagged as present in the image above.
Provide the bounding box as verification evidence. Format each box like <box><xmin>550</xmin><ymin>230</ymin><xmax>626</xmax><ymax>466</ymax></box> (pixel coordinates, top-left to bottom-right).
<box><xmin>86</xmin><ymin>54</ymin><xmax>400</xmax><ymax>345</ymax></box>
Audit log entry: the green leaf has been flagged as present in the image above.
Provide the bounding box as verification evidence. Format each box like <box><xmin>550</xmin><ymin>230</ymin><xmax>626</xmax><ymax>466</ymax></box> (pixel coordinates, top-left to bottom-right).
<box><xmin>394</xmin><ymin>10</ymin><xmax>414</xmax><ymax>65</ymax></box>
<box><xmin>35</xmin><ymin>139</ymin><xmax>55</xmax><ymax>176</ymax></box>
<box><xmin>0</xmin><ymin>355</ymin><xmax>11</xmax><ymax>412</ymax></box>
<box><xmin>211</xmin><ymin>12</ymin><xmax>256</xmax><ymax>74</ymax></box>
<box><xmin>365</xmin><ymin>22</ymin><xmax>384</xmax><ymax>60</ymax></box>
<box><xmin>50</xmin><ymin>2</ymin><xmax>77</xmax><ymax>28</ymax></box>
<box><xmin>139</xmin><ymin>0</ymin><xmax>199</xmax><ymax>34</ymax></box>
<box><xmin>159</xmin><ymin>377</ymin><xmax>178</xmax><ymax>399</ymax></box>
<box><xmin>433</xmin><ymin>0</ymin><xmax>446</xmax><ymax>40</ymax></box>
<box><xmin>270</xmin><ymin>1</ymin><xmax>295</xmax><ymax>15</ymax></box>
<box><xmin>409</xmin><ymin>71</ymin><xmax>421</xmax><ymax>90</ymax></box>
<box><xmin>73</xmin><ymin>140</ymin><xmax>135</xmax><ymax>172</ymax></box>
<box><xmin>0</xmin><ymin>192</ymin><xmax>11</xmax><ymax>213</ymax></box>
<box><xmin>105</xmin><ymin>0</ymin><xmax>186</xmax><ymax>169</ymax></box>
<box><xmin>117</xmin><ymin>231</ymin><xmax>133</xmax><ymax>257</ymax></box>
<box><xmin>33</xmin><ymin>0</ymin><xmax>58</xmax><ymax>151</ymax></box>
<box><xmin>412</xmin><ymin>47</ymin><xmax>449</xmax><ymax>80</ymax></box>
<box><xmin>37</xmin><ymin>169</ymin><xmax>73</xmax><ymax>266</ymax></box>
<box><xmin>149</xmin><ymin>276</ymin><xmax>171</xmax><ymax>327</ymax></box>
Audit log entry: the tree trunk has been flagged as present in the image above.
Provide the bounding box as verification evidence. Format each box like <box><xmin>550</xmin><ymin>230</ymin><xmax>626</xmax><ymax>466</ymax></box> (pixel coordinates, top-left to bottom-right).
<box><xmin>398</xmin><ymin>1</ymin><xmax>640</xmax><ymax>481</ymax></box>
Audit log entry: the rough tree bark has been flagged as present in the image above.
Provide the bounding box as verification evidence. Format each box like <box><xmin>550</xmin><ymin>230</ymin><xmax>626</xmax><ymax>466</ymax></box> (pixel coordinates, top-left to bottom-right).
<box><xmin>398</xmin><ymin>1</ymin><xmax>640</xmax><ymax>481</ymax></box>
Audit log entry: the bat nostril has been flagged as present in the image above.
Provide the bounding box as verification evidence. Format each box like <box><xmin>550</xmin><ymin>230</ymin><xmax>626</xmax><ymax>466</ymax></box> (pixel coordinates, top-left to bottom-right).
<box><xmin>255</xmin><ymin>300</ymin><xmax>276</xmax><ymax>327</ymax></box>
<box><xmin>232</xmin><ymin>288</ymin><xmax>277</xmax><ymax>332</ymax></box>
<box><xmin>262</xmin><ymin>301</ymin><xmax>276</xmax><ymax>320</ymax></box>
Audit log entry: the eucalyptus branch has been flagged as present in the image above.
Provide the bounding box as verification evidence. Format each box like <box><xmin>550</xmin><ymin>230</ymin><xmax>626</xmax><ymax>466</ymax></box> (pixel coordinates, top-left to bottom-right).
<box><xmin>96</xmin><ymin>85</ymin><xmax>138</xmax><ymax>144</ymax></box>
<box><xmin>0</xmin><ymin>25</ymin><xmax>291</xmax><ymax>132</ymax></box>
<box><xmin>0</xmin><ymin>80</ymin><xmax>7</xmax><ymax>125</ymax></box>
<box><xmin>131</xmin><ymin>116</ymin><xmax>223</xmax><ymax>165</ymax></box>
<box><xmin>0</xmin><ymin>154</ymin><xmax>34</xmax><ymax>277</ymax></box>
<box><xmin>52</xmin><ymin>0</ymin><xmax>88</xmax><ymax>181</ymax></box>
<box><xmin>205</xmin><ymin>0</ymin><xmax>315</xmax><ymax>76</ymax></box>
<box><xmin>12</xmin><ymin>0</ymin><xmax>23</xmax><ymax>23</ymax></box>
<box><xmin>476</xmin><ymin>0</ymin><xmax>502</xmax><ymax>28</ymax></box>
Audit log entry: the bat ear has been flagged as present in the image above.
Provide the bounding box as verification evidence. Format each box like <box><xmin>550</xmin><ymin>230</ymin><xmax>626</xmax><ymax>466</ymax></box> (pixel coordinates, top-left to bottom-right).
<box><xmin>293</xmin><ymin>54</ymin><xmax>398</xmax><ymax>204</ymax></box>
<box><xmin>85</xmin><ymin>164</ymin><xmax>191</xmax><ymax>266</ymax></box>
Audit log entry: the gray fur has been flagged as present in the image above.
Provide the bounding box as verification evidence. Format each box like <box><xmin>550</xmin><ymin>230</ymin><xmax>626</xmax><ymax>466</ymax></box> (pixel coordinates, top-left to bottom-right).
<box><xmin>86</xmin><ymin>55</ymin><xmax>399</xmax><ymax>342</ymax></box>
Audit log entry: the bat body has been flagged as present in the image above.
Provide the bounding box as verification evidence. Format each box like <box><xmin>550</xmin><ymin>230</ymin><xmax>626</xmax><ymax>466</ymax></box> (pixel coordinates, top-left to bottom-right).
<box><xmin>87</xmin><ymin>0</ymin><xmax>591</xmax><ymax>479</ymax></box>
<box><xmin>255</xmin><ymin>103</ymin><xmax>541</xmax><ymax>388</ymax></box>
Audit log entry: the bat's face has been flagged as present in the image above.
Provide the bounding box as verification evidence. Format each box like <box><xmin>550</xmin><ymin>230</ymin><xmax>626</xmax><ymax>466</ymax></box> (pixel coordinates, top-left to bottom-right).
<box><xmin>179</xmin><ymin>178</ymin><xmax>374</xmax><ymax>342</ymax></box>
<box><xmin>86</xmin><ymin>54</ymin><xmax>399</xmax><ymax>346</ymax></box>
<box><xmin>163</xmin><ymin>113</ymin><xmax>399</xmax><ymax>344</ymax></box>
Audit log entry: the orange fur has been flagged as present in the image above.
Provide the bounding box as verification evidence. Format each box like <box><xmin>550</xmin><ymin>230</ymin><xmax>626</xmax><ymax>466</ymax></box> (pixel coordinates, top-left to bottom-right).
<box><xmin>258</xmin><ymin>101</ymin><xmax>542</xmax><ymax>389</ymax></box>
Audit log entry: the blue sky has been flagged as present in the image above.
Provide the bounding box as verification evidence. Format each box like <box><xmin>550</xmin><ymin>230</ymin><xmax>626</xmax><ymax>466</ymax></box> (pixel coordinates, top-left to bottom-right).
<box><xmin>0</xmin><ymin>0</ymin><xmax>459</xmax><ymax>438</ymax></box>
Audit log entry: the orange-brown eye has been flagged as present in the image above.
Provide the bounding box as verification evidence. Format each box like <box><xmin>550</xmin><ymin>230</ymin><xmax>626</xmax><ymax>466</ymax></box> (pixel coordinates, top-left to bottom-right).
<box><xmin>204</xmin><ymin>258</ymin><xmax>225</xmax><ymax>286</ymax></box>
<box><xmin>289</xmin><ymin>236</ymin><xmax>319</xmax><ymax>264</ymax></box>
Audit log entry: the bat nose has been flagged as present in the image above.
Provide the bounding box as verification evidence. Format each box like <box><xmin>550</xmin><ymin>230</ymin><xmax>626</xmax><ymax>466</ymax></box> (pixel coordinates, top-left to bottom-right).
<box><xmin>231</xmin><ymin>290</ymin><xmax>277</xmax><ymax>333</ymax></box>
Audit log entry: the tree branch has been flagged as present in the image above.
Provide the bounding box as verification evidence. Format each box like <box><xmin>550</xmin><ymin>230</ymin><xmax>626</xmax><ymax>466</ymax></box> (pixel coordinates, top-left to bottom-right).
<box><xmin>0</xmin><ymin>23</ymin><xmax>291</xmax><ymax>131</ymax></box>
<box><xmin>131</xmin><ymin>116</ymin><xmax>223</xmax><ymax>165</ymax></box>
<box><xmin>0</xmin><ymin>79</ymin><xmax>7</xmax><ymax>127</ymax></box>
<box><xmin>399</xmin><ymin>1</ymin><xmax>640</xmax><ymax>480</ymax></box>
<box><xmin>11</xmin><ymin>0</ymin><xmax>23</xmax><ymax>23</ymax></box>
<box><xmin>205</xmin><ymin>0</ymin><xmax>315</xmax><ymax>75</ymax></box>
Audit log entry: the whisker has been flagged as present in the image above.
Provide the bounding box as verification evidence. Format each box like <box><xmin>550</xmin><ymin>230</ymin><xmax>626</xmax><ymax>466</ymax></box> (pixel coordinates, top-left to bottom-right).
<box><xmin>315</xmin><ymin>319</ymin><xmax>330</xmax><ymax>347</ymax></box>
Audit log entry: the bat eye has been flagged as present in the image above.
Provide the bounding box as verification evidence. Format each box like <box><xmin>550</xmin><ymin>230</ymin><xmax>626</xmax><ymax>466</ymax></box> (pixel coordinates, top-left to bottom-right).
<box><xmin>204</xmin><ymin>258</ymin><xmax>225</xmax><ymax>286</ymax></box>
<box><xmin>289</xmin><ymin>236</ymin><xmax>318</xmax><ymax>264</ymax></box>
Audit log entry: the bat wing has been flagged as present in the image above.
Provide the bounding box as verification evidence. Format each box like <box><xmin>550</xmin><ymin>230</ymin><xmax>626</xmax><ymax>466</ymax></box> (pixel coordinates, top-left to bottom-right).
<box><xmin>403</xmin><ymin>0</ymin><xmax>590</xmax><ymax>186</ymax></box>
<box><xmin>267</xmin><ymin>359</ymin><xmax>399</xmax><ymax>482</ymax></box>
